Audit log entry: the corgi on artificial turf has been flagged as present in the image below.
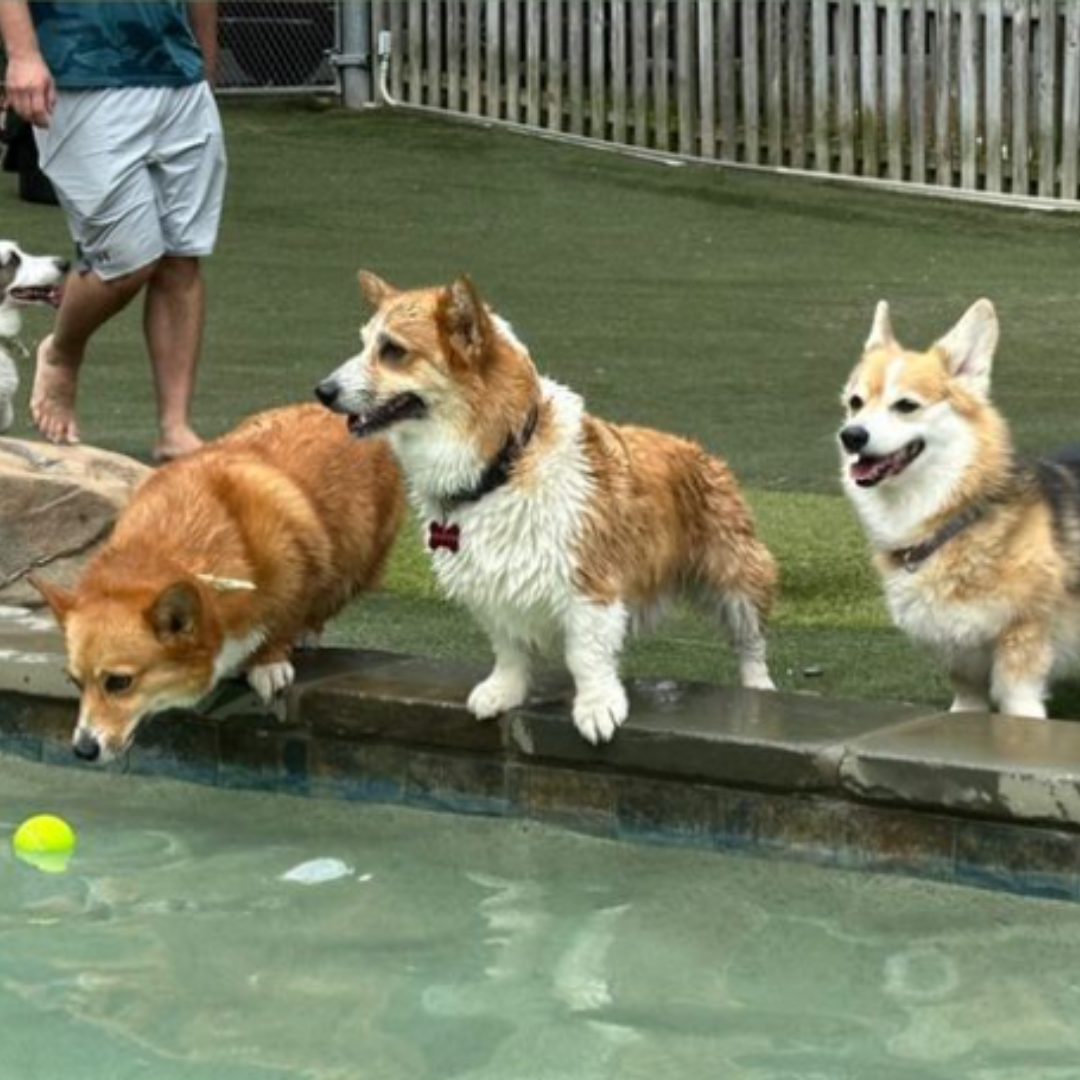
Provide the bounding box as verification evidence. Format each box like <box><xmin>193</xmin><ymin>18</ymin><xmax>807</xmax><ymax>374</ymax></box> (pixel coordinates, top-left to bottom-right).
<box><xmin>34</xmin><ymin>404</ymin><xmax>404</xmax><ymax>763</ymax></box>
<box><xmin>840</xmin><ymin>298</ymin><xmax>1080</xmax><ymax>719</ymax></box>
<box><xmin>316</xmin><ymin>272</ymin><xmax>777</xmax><ymax>744</ymax></box>
<box><xmin>0</xmin><ymin>240</ymin><xmax>68</xmax><ymax>431</ymax></box>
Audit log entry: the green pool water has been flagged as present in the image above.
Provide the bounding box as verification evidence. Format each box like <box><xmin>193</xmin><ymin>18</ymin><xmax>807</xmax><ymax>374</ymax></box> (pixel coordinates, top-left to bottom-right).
<box><xmin>2</xmin><ymin>756</ymin><xmax>1080</xmax><ymax>1080</ymax></box>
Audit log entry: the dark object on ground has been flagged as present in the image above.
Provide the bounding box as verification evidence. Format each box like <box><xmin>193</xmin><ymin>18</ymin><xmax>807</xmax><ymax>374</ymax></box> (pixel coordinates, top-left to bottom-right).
<box><xmin>0</xmin><ymin>109</ymin><xmax>58</xmax><ymax>206</ymax></box>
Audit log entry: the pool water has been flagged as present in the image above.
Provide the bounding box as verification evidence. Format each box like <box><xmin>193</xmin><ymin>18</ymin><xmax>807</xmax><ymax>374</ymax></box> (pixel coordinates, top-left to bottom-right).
<box><xmin>3</xmin><ymin>757</ymin><xmax>1080</xmax><ymax>1079</ymax></box>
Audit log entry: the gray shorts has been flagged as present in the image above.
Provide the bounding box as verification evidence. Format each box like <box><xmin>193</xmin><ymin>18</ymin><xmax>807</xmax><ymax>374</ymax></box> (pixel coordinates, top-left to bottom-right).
<box><xmin>35</xmin><ymin>83</ymin><xmax>227</xmax><ymax>280</ymax></box>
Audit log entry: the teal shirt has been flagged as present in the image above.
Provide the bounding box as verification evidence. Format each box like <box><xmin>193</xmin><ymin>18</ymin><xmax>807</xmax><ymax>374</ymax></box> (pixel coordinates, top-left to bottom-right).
<box><xmin>32</xmin><ymin>2</ymin><xmax>204</xmax><ymax>89</ymax></box>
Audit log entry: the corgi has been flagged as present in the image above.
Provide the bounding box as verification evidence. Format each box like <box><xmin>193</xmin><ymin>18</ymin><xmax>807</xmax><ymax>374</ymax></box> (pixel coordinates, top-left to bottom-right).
<box><xmin>34</xmin><ymin>403</ymin><xmax>405</xmax><ymax>763</ymax></box>
<box><xmin>316</xmin><ymin>273</ymin><xmax>777</xmax><ymax>744</ymax></box>
<box><xmin>0</xmin><ymin>240</ymin><xmax>67</xmax><ymax>431</ymax></box>
<box><xmin>840</xmin><ymin>298</ymin><xmax>1080</xmax><ymax>718</ymax></box>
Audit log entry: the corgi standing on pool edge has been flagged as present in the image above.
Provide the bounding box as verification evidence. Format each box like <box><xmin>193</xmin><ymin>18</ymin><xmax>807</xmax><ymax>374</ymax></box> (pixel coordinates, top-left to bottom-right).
<box><xmin>317</xmin><ymin>272</ymin><xmax>777</xmax><ymax>744</ymax></box>
<box><xmin>840</xmin><ymin>298</ymin><xmax>1080</xmax><ymax>718</ymax></box>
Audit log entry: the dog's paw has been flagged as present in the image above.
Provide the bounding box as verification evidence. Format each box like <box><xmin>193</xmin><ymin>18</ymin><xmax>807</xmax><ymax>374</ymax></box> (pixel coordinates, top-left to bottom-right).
<box><xmin>572</xmin><ymin>684</ymin><xmax>629</xmax><ymax>745</ymax></box>
<box><xmin>467</xmin><ymin>674</ymin><xmax>529</xmax><ymax>720</ymax></box>
<box><xmin>247</xmin><ymin>660</ymin><xmax>295</xmax><ymax>704</ymax></box>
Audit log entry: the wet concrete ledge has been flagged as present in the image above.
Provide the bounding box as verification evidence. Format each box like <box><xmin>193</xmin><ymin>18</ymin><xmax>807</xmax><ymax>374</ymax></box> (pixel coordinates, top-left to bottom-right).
<box><xmin>2</xmin><ymin>606</ymin><xmax>1080</xmax><ymax>901</ymax></box>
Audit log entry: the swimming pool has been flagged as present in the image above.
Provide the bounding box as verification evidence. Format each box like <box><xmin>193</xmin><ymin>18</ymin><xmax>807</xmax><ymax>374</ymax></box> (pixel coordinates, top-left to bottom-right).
<box><xmin>3</xmin><ymin>756</ymin><xmax>1080</xmax><ymax>1079</ymax></box>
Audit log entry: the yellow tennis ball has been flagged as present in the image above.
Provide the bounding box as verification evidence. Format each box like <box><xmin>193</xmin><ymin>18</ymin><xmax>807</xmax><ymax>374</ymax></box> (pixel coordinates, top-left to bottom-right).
<box><xmin>13</xmin><ymin>815</ymin><xmax>76</xmax><ymax>873</ymax></box>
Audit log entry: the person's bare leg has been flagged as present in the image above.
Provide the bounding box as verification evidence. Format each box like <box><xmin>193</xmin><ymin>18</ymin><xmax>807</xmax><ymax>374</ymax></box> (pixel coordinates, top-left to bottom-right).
<box><xmin>144</xmin><ymin>255</ymin><xmax>204</xmax><ymax>461</ymax></box>
<box><xmin>33</xmin><ymin>263</ymin><xmax>156</xmax><ymax>444</ymax></box>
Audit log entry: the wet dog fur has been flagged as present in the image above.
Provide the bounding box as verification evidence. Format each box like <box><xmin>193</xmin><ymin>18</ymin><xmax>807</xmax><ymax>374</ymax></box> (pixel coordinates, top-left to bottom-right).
<box><xmin>317</xmin><ymin>273</ymin><xmax>777</xmax><ymax>744</ymax></box>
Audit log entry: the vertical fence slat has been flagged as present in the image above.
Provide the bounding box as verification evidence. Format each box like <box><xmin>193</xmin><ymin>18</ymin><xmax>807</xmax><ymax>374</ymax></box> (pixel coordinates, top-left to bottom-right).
<box><xmin>590</xmin><ymin>1</ymin><xmax>606</xmax><ymax>138</ymax></box>
<box><xmin>742</xmin><ymin>0</ymin><xmax>761</xmax><ymax>163</ymax></box>
<box><xmin>569</xmin><ymin>1</ymin><xmax>584</xmax><ymax>134</ymax></box>
<box><xmin>765</xmin><ymin>0</ymin><xmax>783</xmax><ymax>165</ymax></box>
<box><xmin>718</xmin><ymin>0</ymin><xmax>737</xmax><ymax>159</ymax></box>
<box><xmin>836</xmin><ymin>0</ymin><xmax>856</xmax><ymax>175</ymax></box>
<box><xmin>486</xmin><ymin>1</ymin><xmax>502</xmax><ymax>119</ymax></box>
<box><xmin>611</xmin><ymin>3</ymin><xmax>628</xmax><ymax>144</ymax></box>
<box><xmin>959</xmin><ymin>0</ymin><xmax>979</xmax><ymax>189</ymax></box>
<box><xmin>446</xmin><ymin>2</ymin><xmax>461</xmax><ymax>112</ymax></box>
<box><xmin>1063</xmin><ymin>1</ymin><xmax>1080</xmax><ymax>199</ymax></box>
<box><xmin>908</xmin><ymin>0</ymin><xmax>927</xmax><ymax>183</ymax></box>
<box><xmin>547</xmin><ymin>1</ymin><xmax>564</xmax><ymax>131</ymax></box>
<box><xmin>408</xmin><ymin>1</ymin><xmax>423</xmax><ymax>105</ymax></box>
<box><xmin>426</xmin><ymin>0</ymin><xmax>442</xmax><ymax>108</ymax></box>
<box><xmin>653</xmin><ymin>2</ymin><xmax>671</xmax><ymax>151</ymax></box>
<box><xmin>677</xmin><ymin>0</ymin><xmax>696</xmax><ymax>155</ymax></box>
<box><xmin>465</xmin><ymin>0</ymin><xmax>481</xmax><ymax>115</ymax></box>
<box><xmin>505</xmin><ymin>1</ymin><xmax>520</xmax><ymax>122</ymax></box>
<box><xmin>788</xmin><ymin>0</ymin><xmax>807</xmax><ymax>169</ymax></box>
<box><xmin>859</xmin><ymin>0</ymin><xmax>879</xmax><ymax>176</ymax></box>
<box><xmin>934</xmin><ymin>0</ymin><xmax>954</xmax><ymax>186</ymax></box>
<box><xmin>699</xmin><ymin>1</ymin><xmax>717</xmax><ymax>158</ymax></box>
<box><xmin>812</xmin><ymin>0</ymin><xmax>831</xmax><ymax>172</ymax></box>
<box><xmin>526</xmin><ymin>1</ymin><xmax>542</xmax><ymax>126</ymax></box>
<box><xmin>885</xmin><ymin>0</ymin><xmax>904</xmax><ymax>180</ymax></box>
<box><xmin>632</xmin><ymin>1</ymin><xmax>649</xmax><ymax>146</ymax></box>
<box><xmin>1011</xmin><ymin>0</ymin><xmax>1031</xmax><ymax>194</ymax></box>
<box><xmin>1039</xmin><ymin>0</ymin><xmax>1059</xmax><ymax>197</ymax></box>
<box><xmin>984</xmin><ymin>0</ymin><xmax>1004</xmax><ymax>191</ymax></box>
<box><xmin>389</xmin><ymin>1</ymin><xmax>405</xmax><ymax>103</ymax></box>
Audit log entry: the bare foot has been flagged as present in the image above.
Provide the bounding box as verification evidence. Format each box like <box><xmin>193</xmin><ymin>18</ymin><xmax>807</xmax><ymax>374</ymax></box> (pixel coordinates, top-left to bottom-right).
<box><xmin>153</xmin><ymin>424</ymin><xmax>203</xmax><ymax>463</ymax></box>
<box><xmin>30</xmin><ymin>335</ymin><xmax>81</xmax><ymax>445</ymax></box>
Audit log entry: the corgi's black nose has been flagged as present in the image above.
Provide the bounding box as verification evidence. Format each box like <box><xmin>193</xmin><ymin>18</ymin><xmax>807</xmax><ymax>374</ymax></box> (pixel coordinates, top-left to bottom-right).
<box><xmin>840</xmin><ymin>425</ymin><xmax>870</xmax><ymax>454</ymax></box>
<box><xmin>315</xmin><ymin>380</ymin><xmax>340</xmax><ymax>409</ymax></box>
<box><xmin>72</xmin><ymin>730</ymin><xmax>101</xmax><ymax>762</ymax></box>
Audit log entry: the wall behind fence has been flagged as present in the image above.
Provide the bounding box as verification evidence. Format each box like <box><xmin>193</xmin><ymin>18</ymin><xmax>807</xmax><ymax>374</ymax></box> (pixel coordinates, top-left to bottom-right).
<box><xmin>369</xmin><ymin>0</ymin><xmax>1080</xmax><ymax>204</ymax></box>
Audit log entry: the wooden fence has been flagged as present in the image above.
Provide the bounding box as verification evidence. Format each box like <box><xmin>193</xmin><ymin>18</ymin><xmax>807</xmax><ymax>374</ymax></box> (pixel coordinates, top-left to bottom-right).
<box><xmin>368</xmin><ymin>0</ymin><xmax>1080</xmax><ymax>204</ymax></box>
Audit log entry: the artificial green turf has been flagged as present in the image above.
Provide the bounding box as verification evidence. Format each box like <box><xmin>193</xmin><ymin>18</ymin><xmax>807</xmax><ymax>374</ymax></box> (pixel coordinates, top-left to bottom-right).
<box><xmin>4</xmin><ymin>99</ymin><xmax>1080</xmax><ymax>710</ymax></box>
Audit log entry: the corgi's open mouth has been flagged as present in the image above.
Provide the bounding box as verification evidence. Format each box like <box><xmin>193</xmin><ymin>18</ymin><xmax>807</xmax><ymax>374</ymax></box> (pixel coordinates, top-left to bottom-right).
<box><xmin>8</xmin><ymin>284</ymin><xmax>63</xmax><ymax>306</ymax></box>
<box><xmin>348</xmin><ymin>392</ymin><xmax>426</xmax><ymax>437</ymax></box>
<box><xmin>850</xmin><ymin>439</ymin><xmax>925</xmax><ymax>487</ymax></box>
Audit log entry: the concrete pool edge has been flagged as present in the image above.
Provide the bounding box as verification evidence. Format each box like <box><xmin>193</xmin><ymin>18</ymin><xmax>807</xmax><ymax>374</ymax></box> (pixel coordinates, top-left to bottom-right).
<box><xmin>2</xmin><ymin>610</ymin><xmax>1080</xmax><ymax>901</ymax></box>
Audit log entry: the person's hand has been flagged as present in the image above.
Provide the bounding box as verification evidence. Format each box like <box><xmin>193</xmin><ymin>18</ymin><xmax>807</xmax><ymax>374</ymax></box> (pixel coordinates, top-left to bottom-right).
<box><xmin>5</xmin><ymin>51</ymin><xmax>55</xmax><ymax>127</ymax></box>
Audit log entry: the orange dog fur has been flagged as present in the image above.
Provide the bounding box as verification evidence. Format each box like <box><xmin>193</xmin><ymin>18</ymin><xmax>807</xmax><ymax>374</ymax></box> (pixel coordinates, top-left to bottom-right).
<box><xmin>35</xmin><ymin>404</ymin><xmax>404</xmax><ymax>763</ymax></box>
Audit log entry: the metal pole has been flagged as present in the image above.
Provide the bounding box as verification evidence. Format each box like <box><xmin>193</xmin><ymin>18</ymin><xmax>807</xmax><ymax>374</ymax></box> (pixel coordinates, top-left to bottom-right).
<box><xmin>338</xmin><ymin>0</ymin><xmax>372</xmax><ymax>108</ymax></box>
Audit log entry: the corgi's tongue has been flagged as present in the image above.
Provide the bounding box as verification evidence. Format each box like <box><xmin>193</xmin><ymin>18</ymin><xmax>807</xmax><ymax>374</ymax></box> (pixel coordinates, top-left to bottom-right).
<box><xmin>851</xmin><ymin>440</ymin><xmax>925</xmax><ymax>488</ymax></box>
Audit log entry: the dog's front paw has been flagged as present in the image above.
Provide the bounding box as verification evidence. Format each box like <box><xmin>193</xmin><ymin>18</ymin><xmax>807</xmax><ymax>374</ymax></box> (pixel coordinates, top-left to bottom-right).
<box><xmin>247</xmin><ymin>660</ymin><xmax>295</xmax><ymax>704</ymax></box>
<box><xmin>467</xmin><ymin>673</ymin><xmax>529</xmax><ymax>720</ymax></box>
<box><xmin>572</xmin><ymin>684</ymin><xmax>629</xmax><ymax>745</ymax></box>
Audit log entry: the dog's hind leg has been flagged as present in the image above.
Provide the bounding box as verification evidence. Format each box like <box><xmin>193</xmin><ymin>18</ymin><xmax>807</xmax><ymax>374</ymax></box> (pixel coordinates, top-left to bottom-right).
<box><xmin>716</xmin><ymin>592</ymin><xmax>776</xmax><ymax>691</ymax></box>
<box><xmin>468</xmin><ymin>629</ymin><xmax>533</xmax><ymax>721</ymax></box>
<box><xmin>949</xmin><ymin>647</ymin><xmax>992</xmax><ymax>712</ymax></box>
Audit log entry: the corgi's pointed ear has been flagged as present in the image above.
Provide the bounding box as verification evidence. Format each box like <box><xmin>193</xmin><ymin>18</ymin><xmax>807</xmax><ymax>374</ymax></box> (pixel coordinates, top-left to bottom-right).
<box><xmin>147</xmin><ymin>581</ymin><xmax>202</xmax><ymax>643</ymax></box>
<box><xmin>29</xmin><ymin>575</ymin><xmax>74</xmax><ymax>625</ymax></box>
<box><xmin>357</xmin><ymin>271</ymin><xmax>398</xmax><ymax>308</ymax></box>
<box><xmin>936</xmin><ymin>299</ymin><xmax>998</xmax><ymax>397</ymax></box>
<box><xmin>442</xmin><ymin>275</ymin><xmax>491</xmax><ymax>354</ymax></box>
<box><xmin>864</xmin><ymin>300</ymin><xmax>896</xmax><ymax>352</ymax></box>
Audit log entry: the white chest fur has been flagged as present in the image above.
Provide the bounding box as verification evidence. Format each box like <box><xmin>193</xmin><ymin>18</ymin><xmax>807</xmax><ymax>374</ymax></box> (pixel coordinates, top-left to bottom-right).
<box><xmin>403</xmin><ymin>379</ymin><xmax>593</xmax><ymax>649</ymax></box>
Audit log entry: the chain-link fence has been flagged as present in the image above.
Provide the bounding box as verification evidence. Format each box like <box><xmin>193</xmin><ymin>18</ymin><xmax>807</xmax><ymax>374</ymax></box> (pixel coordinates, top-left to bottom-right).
<box><xmin>217</xmin><ymin>1</ymin><xmax>340</xmax><ymax>94</ymax></box>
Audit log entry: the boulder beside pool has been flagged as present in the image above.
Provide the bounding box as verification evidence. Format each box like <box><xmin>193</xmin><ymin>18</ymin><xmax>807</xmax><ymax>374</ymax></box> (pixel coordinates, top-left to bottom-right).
<box><xmin>0</xmin><ymin>438</ymin><xmax>149</xmax><ymax>608</ymax></box>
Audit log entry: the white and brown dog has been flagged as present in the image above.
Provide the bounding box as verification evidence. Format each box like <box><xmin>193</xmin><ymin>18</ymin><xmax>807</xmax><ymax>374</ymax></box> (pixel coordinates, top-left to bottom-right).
<box><xmin>0</xmin><ymin>240</ymin><xmax>67</xmax><ymax>432</ymax></box>
<box><xmin>317</xmin><ymin>273</ymin><xmax>777</xmax><ymax>744</ymax></box>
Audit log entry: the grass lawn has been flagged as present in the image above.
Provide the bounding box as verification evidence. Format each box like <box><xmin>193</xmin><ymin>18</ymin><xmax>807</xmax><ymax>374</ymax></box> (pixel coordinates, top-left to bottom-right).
<box><xmin>5</xmin><ymin>99</ymin><xmax>1080</xmax><ymax>712</ymax></box>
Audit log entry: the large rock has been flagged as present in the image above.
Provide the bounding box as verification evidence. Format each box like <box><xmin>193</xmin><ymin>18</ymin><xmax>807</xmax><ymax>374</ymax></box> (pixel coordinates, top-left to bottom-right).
<box><xmin>0</xmin><ymin>437</ymin><xmax>149</xmax><ymax>607</ymax></box>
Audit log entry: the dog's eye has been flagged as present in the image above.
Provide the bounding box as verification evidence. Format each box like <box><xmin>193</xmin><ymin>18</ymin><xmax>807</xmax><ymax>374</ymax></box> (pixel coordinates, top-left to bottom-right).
<box><xmin>102</xmin><ymin>673</ymin><xmax>134</xmax><ymax>695</ymax></box>
<box><xmin>847</xmin><ymin>395</ymin><xmax>864</xmax><ymax>412</ymax></box>
<box><xmin>379</xmin><ymin>339</ymin><xmax>407</xmax><ymax>364</ymax></box>
<box><xmin>893</xmin><ymin>398</ymin><xmax>921</xmax><ymax>414</ymax></box>
<box><xmin>0</xmin><ymin>248</ymin><xmax>20</xmax><ymax>269</ymax></box>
